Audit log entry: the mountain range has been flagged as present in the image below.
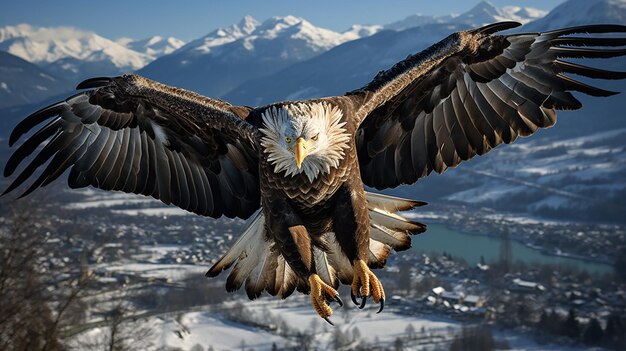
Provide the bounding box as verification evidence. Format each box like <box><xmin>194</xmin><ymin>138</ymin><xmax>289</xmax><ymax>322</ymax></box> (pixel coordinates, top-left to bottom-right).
<box><xmin>385</xmin><ymin>1</ymin><xmax>546</xmax><ymax>31</ymax></box>
<box><xmin>1</xmin><ymin>0</ymin><xmax>625</xmax><ymax>223</ymax></box>
<box><xmin>0</xmin><ymin>1</ymin><xmax>542</xmax><ymax>102</ymax></box>
<box><xmin>136</xmin><ymin>15</ymin><xmax>383</xmax><ymax>97</ymax></box>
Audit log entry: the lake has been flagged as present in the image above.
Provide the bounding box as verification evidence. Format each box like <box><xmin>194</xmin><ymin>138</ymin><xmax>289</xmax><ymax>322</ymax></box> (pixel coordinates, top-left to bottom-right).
<box><xmin>410</xmin><ymin>223</ymin><xmax>614</xmax><ymax>275</ymax></box>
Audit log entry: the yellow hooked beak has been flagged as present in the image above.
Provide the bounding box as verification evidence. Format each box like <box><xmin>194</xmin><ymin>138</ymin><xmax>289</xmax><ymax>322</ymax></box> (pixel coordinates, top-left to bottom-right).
<box><xmin>295</xmin><ymin>137</ymin><xmax>307</xmax><ymax>169</ymax></box>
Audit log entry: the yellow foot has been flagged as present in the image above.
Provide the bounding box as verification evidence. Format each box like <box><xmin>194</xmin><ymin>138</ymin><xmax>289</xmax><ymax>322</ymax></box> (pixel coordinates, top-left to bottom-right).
<box><xmin>351</xmin><ymin>259</ymin><xmax>385</xmax><ymax>313</ymax></box>
<box><xmin>309</xmin><ymin>274</ymin><xmax>343</xmax><ymax>325</ymax></box>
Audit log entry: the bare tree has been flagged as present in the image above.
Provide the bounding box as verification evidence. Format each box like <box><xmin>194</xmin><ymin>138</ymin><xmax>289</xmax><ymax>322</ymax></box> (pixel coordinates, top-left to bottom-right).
<box><xmin>0</xmin><ymin>198</ymin><xmax>62</xmax><ymax>350</ymax></box>
<box><xmin>69</xmin><ymin>296</ymin><xmax>154</xmax><ymax>351</ymax></box>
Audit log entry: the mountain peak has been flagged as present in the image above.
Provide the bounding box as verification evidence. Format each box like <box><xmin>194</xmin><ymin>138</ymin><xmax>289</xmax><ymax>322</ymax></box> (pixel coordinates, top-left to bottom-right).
<box><xmin>454</xmin><ymin>1</ymin><xmax>545</xmax><ymax>26</ymax></box>
<box><xmin>238</xmin><ymin>15</ymin><xmax>260</xmax><ymax>34</ymax></box>
<box><xmin>121</xmin><ymin>35</ymin><xmax>185</xmax><ymax>57</ymax></box>
<box><xmin>256</xmin><ymin>15</ymin><xmax>306</xmax><ymax>32</ymax></box>
<box><xmin>523</xmin><ymin>0</ymin><xmax>626</xmax><ymax>31</ymax></box>
<box><xmin>469</xmin><ymin>0</ymin><xmax>499</xmax><ymax>12</ymax></box>
<box><xmin>0</xmin><ymin>23</ymin><xmax>149</xmax><ymax>71</ymax></box>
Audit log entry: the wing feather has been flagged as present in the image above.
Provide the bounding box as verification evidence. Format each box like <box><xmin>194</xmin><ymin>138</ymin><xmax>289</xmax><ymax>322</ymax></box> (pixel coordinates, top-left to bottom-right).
<box><xmin>353</xmin><ymin>23</ymin><xmax>626</xmax><ymax>189</ymax></box>
<box><xmin>3</xmin><ymin>74</ymin><xmax>260</xmax><ymax>219</ymax></box>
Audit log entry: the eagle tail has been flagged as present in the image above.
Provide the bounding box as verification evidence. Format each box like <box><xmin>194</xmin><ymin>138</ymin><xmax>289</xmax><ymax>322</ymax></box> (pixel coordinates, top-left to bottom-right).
<box><xmin>206</xmin><ymin>210</ymin><xmax>302</xmax><ymax>299</ymax></box>
<box><xmin>321</xmin><ymin>192</ymin><xmax>427</xmax><ymax>285</ymax></box>
<box><xmin>207</xmin><ymin>192</ymin><xmax>426</xmax><ymax>298</ymax></box>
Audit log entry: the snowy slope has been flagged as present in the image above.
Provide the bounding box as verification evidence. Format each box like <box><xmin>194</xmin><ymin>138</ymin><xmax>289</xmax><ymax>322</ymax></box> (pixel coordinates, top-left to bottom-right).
<box><xmin>137</xmin><ymin>15</ymin><xmax>381</xmax><ymax>98</ymax></box>
<box><xmin>0</xmin><ymin>24</ymin><xmax>151</xmax><ymax>80</ymax></box>
<box><xmin>117</xmin><ymin>35</ymin><xmax>185</xmax><ymax>57</ymax></box>
<box><xmin>0</xmin><ymin>51</ymin><xmax>70</xmax><ymax>109</ymax></box>
<box><xmin>385</xmin><ymin>1</ymin><xmax>546</xmax><ymax>31</ymax></box>
<box><xmin>453</xmin><ymin>1</ymin><xmax>546</xmax><ymax>26</ymax></box>
<box><xmin>523</xmin><ymin>0</ymin><xmax>626</xmax><ymax>31</ymax></box>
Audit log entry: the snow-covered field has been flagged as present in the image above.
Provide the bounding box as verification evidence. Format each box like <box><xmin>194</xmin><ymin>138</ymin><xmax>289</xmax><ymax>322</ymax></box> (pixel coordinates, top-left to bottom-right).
<box><xmin>443</xmin><ymin>128</ymin><xmax>626</xmax><ymax>214</ymax></box>
<box><xmin>72</xmin><ymin>298</ymin><xmax>601</xmax><ymax>351</ymax></box>
<box><xmin>65</xmin><ymin>188</ymin><xmax>192</xmax><ymax>216</ymax></box>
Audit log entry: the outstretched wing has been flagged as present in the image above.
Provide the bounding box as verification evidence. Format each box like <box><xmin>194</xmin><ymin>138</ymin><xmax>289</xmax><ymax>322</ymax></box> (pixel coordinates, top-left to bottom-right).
<box><xmin>4</xmin><ymin>74</ymin><xmax>261</xmax><ymax>219</ymax></box>
<box><xmin>352</xmin><ymin>22</ymin><xmax>626</xmax><ymax>190</ymax></box>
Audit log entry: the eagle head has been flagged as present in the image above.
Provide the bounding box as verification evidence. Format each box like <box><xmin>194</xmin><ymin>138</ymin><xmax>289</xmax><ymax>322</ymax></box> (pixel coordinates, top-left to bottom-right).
<box><xmin>259</xmin><ymin>102</ymin><xmax>351</xmax><ymax>182</ymax></box>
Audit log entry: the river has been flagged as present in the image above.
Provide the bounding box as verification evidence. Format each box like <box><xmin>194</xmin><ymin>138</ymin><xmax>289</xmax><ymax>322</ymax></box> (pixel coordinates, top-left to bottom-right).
<box><xmin>410</xmin><ymin>223</ymin><xmax>614</xmax><ymax>275</ymax></box>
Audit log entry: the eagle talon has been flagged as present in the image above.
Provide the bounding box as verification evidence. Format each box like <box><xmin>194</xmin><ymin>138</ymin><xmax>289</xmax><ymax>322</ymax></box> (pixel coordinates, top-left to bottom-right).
<box><xmin>323</xmin><ymin>317</ymin><xmax>335</xmax><ymax>326</ymax></box>
<box><xmin>351</xmin><ymin>259</ymin><xmax>386</xmax><ymax>312</ymax></box>
<box><xmin>325</xmin><ymin>295</ymin><xmax>343</xmax><ymax>307</ymax></box>
<box><xmin>359</xmin><ymin>296</ymin><xmax>367</xmax><ymax>309</ymax></box>
<box><xmin>351</xmin><ymin>291</ymin><xmax>359</xmax><ymax>306</ymax></box>
<box><xmin>309</xmin><ymin>274</ymin><xmax>340</xmax><ymax>322</ymax></box>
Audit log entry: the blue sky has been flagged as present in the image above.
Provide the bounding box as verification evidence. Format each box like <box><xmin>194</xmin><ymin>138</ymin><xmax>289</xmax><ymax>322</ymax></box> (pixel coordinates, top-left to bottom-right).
<box><xmin>1</xmin><ymin>0</ymin><xmax>565</xmax><ymax>41</ymax></box>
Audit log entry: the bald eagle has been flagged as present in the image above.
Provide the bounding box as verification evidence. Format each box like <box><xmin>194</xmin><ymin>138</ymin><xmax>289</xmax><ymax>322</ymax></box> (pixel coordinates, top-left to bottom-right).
<box><xmin>4</xmin><ymin>22</ymin><xmax>626</xmax><ymax>323</ymax></box>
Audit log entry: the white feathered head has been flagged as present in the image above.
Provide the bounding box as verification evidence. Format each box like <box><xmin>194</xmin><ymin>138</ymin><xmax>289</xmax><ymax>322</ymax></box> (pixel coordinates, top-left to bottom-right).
<box><xmin>259</xmin><ymin>102</ymin><xmax>351</xmax><ymax>182</ymax></box>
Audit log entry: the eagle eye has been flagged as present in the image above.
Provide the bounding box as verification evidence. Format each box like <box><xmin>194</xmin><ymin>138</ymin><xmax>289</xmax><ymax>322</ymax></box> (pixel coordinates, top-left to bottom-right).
<box><xmin>311</xmin><ymin>133</ymin><xmax>319</xmax><ymax>141</ymax></box>
<box><xmin>285</xmin><ymin>136</ymin><xmax>292</xmax><ymax>143</ymax></box>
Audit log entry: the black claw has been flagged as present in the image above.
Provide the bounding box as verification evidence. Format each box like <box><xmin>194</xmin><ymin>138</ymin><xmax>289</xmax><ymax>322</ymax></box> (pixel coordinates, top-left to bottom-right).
<box><xmin>351</xmin><ymin>292</ymin><xmax>359</xmax><ymax>306</ymax></box>
<box><xmin>334</xmin><ymin>295</ymin><xmax>344</xmax><ymax>307</ymax></box>
<box><xmin>377</xmin><ymin>298</ymin><xmax>385</xmax><ymax>314</ymax></box>
<box><xmin>359</xmin><ymin>296</ymin><xmax>367</xmax><ymax>309</ymax></box>
<box><xmin>323</xmin><ymin>317</ymin><xmax>334</xmax><ymax>326</ymax></box>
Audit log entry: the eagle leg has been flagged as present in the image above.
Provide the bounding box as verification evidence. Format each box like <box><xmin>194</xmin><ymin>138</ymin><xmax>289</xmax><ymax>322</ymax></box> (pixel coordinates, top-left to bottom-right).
<box><xmin>351</xmin><ymin>259</ymin><xmax>385</xmax><ymax>313</ymax></box>
<box><xmin>309</xmin><ymin>274</ymin><xmax>342</xmax><ymax>324</ymax></box>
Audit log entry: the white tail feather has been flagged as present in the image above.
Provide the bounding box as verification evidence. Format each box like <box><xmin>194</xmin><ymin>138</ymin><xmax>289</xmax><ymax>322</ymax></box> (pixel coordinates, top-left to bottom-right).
<box><xmin>365</xmin><ymin>192</ymin><xmax>426</xmax><ymax>212</ymax></box>
<box><xmin>208</xmin><ymin>192</ymin><xmax>426</xmax><ymax>299</ymax></box>
<box><xmin>370</xmin><ymin>208</ymin><xmax>422</xmax><ymax>232</ymax></box>
<box><xmin>206</xmin><ymin>211</ymin><xmax>265</xmax><ymax>277</ymax></box>
<box><xmin>370</xmin><ymin>222</ymin><xmax>411</xmax><ymax>250</ymax></box>
<box><xmin>367</xmin><ymin>239</ymin><xmax>392</xmax><ymax>268</ymax></box>
<box><xmin>314</xmin><ymin>246</ymin><xmax>337</xmax><ymax>287</ymax></box>
<box><xmin>245</xmin><ymin>243</ymin><xmax>274</xmax><ymax>299</ymax></box>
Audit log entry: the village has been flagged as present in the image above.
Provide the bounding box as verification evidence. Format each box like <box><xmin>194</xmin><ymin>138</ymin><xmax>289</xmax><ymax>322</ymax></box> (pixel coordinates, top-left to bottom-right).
<box><xmin>5</xmin><ymin>186</ymin><xmax>620</xmax><ymax>349</ymax></box>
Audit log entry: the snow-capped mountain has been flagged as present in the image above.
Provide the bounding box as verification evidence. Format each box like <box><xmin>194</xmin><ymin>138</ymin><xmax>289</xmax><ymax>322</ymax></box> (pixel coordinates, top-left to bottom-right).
<box><xmin>175</xmin><ymin>15</ymin><xmax>260</xmax><ymax>56</ymax></box>
<box><xmin>223</xmin><ymin>2</ymin><xmax>549</xmax><ymax>105</ymax></box>
<box><xmin>117</xmin><ymin>36</ymin><xmax>185</xmax><ymax>58</ymax></box>
<box><xmin>453</xmin><ymin>1</ymin><xmax>546</xmax><ymax>26</ymax></box>
<box><xmin>385</xmin><ymin>1</ymin><xmax>546</xmax><ymax>31</ymax></box>
<box><xmin>0</xmin><ymin>24</ymin><xmax>151</xmax><ymax>80</ymax></box>
<box><xmin>0</xmin><ymin>50</ymin><xmax>70</xmax><ymax>109</ymax></box>
<box><xmin>138</xmin><ymin>15</ymin><xmax>381</xmax><ymax>98</ymax></box>
<box><xmin>340</xmin><ymin>24</ymin><xmax>383</xmax><ymax>41</ymax></box>
<box><xmin>522</xmin><ymin>0</ymin><xmax>626</xmax><ymax>31</ymax></box>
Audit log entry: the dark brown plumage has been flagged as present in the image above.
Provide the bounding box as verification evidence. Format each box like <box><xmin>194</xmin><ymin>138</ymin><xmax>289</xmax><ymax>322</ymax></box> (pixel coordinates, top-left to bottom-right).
<box><xmin>4</xmin><ymin>22</ymin><xmax>626</xmax><ymax>321</ymax></box>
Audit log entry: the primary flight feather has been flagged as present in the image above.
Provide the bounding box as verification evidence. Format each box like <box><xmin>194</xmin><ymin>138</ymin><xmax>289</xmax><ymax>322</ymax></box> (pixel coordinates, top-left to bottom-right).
<box><xmin>4</xmin><ymin>22</ymin><xmax>626</xmax><ymax>323</ymax></box>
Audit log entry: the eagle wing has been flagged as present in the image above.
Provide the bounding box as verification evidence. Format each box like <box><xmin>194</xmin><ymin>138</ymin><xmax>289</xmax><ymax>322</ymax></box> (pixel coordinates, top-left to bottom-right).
<box><xmin>4</xmin><ymin>74</ymin><xmax>260</xmax><ymax>219</ymax></box>
<box><xmin>351</xmin><ymin>22</ymin><xmax>626</xmax><ymax>190</ymax></box>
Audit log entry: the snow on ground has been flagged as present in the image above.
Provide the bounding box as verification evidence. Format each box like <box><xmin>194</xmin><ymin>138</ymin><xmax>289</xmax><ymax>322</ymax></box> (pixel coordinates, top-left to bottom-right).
<box><xmin>267</xmin><ymin>305</ymin><xmax>457</xmax><ymax>343</ymax></box>
<box><xmin>90</xmin><ymin>297</ymin><xmax>592</xmax><ymax>351</ymax></box>
<box><xmin>446</xmin><ymin>183</ymin><xmax>527</xmax><ymax>204</ymax></box>
<box><xmin>481</xmin><ymin>213</ymin><xmax>567</xmax><ymax>226</ymax></box>
<box><xmin>156</xmin><ymin>312</ymin><xmax>287</xmax><ymax>351</ymax></box>
<box><xmin>445</xmin><ymin>128</ymin><xmax>626</xmax><ymax>212</ymax></box>
<box><xmin>66</xmin><ymin>197</ymin><xmax>154</xmax><ymax>209</ymax></box>
<box><xmin>65</xmin><ymin>188</ymin><xmax>192</xmax><ymax>216</ymax></box>
<box><xmin>101</xmin><ymin>263</ymin><xmax>206</xmax><ymax>281</ymax></box>
<box><xmin>111</xmin><ymin>207</ymin><xmax>191</xmax><ymax>217</ymax></box>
